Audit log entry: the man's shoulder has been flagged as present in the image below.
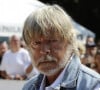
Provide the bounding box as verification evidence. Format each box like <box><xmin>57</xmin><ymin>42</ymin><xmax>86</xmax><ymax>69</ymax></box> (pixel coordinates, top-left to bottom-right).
<box><xmin>2</xmin><ymin>50</ymin><xmax>12</xmax><ymax>58</ymax></box>
<box><xmin>80</xmin><ymin>64</ymin><xmax>100</xmax><ymax>79</ymax></box>
<box><xmin>19</xmin><ymin>48</ymin><xmax>29</xmax><ymax>53</ymax></box>
<box><xmin>77</xmin><ymin>64</ymin><xmax>100</xmax><ymax>89</ymax></box>
<box><xmin>3</xmin><ymin>50</ymin><xmax>11</xmax><ymax>55</ymax></box>
<box><xmin>22</xmin><ymin>75</ymin><xmax>39</xmax><ymax>90</ymax></box>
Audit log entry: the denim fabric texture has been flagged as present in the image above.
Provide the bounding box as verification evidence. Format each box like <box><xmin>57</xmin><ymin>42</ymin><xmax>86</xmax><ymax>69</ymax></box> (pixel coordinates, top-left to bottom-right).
<box><xmin>22</xmin><ymin>54</ymin><xmax>100</xmax><ymax>90</ymax></box>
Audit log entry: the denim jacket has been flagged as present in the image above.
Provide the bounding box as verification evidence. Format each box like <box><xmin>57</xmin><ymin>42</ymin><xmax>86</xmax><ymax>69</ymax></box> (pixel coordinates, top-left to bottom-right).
<box><xmin>22</xmin><ymin>54</ymin><xmax>100</xmax><ymax>90</ymax></box>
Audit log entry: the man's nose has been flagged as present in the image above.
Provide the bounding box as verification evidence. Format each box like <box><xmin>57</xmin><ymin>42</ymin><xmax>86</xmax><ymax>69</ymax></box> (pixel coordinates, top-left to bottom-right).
<box><xmin>40</xmin><ymin>44</ymin><xmax>51</xmax><ymax>54</ymax></box>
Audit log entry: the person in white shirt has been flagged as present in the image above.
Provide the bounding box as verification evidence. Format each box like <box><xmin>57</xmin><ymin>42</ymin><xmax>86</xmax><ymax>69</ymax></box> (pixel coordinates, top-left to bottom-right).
<box><xmin>22</xmin><ymin>4</ymin><xmax>100</xmax><ymax>90</ymax></box>
<box><xmin>0</xmin><ymin>35</ymin><xmax>31</xmax><ymax>80</ymax></box>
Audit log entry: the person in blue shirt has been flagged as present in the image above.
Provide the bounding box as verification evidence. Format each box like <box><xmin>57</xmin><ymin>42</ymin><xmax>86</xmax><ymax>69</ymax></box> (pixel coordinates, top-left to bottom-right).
<box><xmin>22</xmin><ymin>4</ymin><xmax>100</xmax><ymax>90</ymax></box>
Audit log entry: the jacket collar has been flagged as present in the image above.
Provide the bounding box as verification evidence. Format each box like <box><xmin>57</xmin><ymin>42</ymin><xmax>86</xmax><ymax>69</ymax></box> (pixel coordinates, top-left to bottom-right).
<box><xmin>60</xmin><ymin>54</ymin><xmax>81</xmax><ymax>88</ymax></box>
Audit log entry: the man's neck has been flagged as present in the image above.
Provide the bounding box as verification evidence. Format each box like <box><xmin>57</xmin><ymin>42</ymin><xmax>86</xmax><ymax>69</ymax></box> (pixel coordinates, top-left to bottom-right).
<box><xmin>46</xmin><ymin>68</ymin><xmax>63</xmax><ymax>86</ymax></box>
<box><xmin>11</xmin><ymin>47</ymin><xmax>20</xmax><ymax>53</ymax></box>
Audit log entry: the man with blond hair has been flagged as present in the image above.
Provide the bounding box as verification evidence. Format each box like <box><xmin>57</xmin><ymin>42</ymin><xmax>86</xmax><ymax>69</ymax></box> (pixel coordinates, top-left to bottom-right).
<box><xmin>22</xmin><ymin>4</ymin><xmax>100</xmax><ymax>90</ymax></box>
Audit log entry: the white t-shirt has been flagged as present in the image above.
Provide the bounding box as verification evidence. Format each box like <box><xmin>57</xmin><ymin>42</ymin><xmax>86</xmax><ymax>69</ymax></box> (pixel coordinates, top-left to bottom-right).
<box><xmin>0</xmin><ymin>48</ymin><xmax>31</xmax><ymax>78</ymax></box>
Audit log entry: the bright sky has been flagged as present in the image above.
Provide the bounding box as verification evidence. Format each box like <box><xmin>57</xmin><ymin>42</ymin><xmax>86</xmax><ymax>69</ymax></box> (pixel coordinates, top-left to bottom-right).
<box><xmin>0</xmin><ymin>0</ymin><xmax>44</xmax><ymax>25</ymax></box>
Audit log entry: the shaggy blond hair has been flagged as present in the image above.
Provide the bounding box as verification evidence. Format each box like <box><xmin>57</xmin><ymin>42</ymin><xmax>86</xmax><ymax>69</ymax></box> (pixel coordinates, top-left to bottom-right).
<box><xmin>23</xmin><ymin>4</ymin><xmax>79</xmax><ymax>55</ymax></box>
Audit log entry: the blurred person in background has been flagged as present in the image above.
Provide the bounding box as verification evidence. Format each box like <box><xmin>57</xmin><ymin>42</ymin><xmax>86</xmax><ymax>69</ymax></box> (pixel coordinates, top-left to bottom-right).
<box><xmin>0</xmin><ymin>35</ymin><xmax>31</xmax><ymax>80</ymax></box>
<box><xmin>81</xmin><ymin>42</ymin><xmax>97</xmax><ymax>68</ymax></box>
<box><xmin>86</xmin><ymin>36</ymin><xmax>95</xmax><ymax>45</ymax></box>
<box><xmin>96</xmin><ymin>39</ymin><xmax>100</xmax><ymax>50</ymax></box>
<box><xmin>93</xmin><ymin>50</ymin><xmax>100</xmax><ymax>74</ymax></box>
<box><xmin>22</xmin><ymin>4</ymin><xmax>100</xmax><ymax>90</ymax></box>
<box><xmin>0</xmin><ymin>41</ymin><xmax>8</xmax><ymax>78</ymax></box>
<box><xmin>0</xmin><ymin>41</ymin><xmax>8</xmax><ymax>64</ymax></box>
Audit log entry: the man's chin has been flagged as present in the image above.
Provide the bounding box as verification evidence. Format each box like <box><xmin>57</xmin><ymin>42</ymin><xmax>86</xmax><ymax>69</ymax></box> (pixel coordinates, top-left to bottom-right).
<box><xmin>38</xmin><ymin>68</ymin><xmax>60</xmax><ymax>76</ymax></box>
